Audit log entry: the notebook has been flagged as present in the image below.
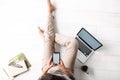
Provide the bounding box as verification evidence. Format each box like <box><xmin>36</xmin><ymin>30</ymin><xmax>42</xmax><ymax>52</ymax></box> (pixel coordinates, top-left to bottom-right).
<box><xmin>76</xmin><ymin>28</ymin><xmax>103</xmax><ymax>63</ymax></box>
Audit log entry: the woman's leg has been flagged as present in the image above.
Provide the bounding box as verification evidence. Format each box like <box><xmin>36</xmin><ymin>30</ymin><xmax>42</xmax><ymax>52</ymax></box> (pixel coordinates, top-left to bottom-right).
<box><xmin>55</xmin><ymin>33</ymin><xmax>79</xmax><ymax>72</ymax></box>
<box><xmin>38</xmin><ymin>28</ymin><xmax>78</xmax><ymax>72</ymax></box>
<box><xmin>39</xmin><ymin>0</ymin><xmax>55</xmax><ymax>68</ymax></box>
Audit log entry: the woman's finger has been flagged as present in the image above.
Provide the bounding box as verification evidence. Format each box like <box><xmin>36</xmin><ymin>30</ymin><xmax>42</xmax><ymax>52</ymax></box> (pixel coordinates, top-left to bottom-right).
<box><xmin>60</xmin><ymin>59</ymin><xmax>64</xmax><ymax>65</ymax></box>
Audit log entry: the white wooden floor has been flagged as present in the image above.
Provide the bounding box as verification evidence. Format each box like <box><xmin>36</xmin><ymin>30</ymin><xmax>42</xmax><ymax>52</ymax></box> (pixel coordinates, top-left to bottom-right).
<box><xmin>56</xmin><ymin>0</ymin><xmax>120</xmax><ymax>80</ymax></box>
<box><xmin>74</xmin><ymin>41</ymin><xmax>120</xmax><ymax>80</ymax></box>
<box><xmin>0</xmin><ymin>0</ymin><xmax>120</xmax><ymax>80</ymax></box>
<box><xmin>56</xmin><ymin>0</ymin><xmax>120</xmax><ymax>79</ymax></box>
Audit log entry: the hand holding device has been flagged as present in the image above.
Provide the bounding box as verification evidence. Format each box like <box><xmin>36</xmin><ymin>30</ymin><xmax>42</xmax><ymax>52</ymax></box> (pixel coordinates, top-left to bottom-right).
<box><xmin>58</xmin><ymin>60</ymin><xmax>73</xmax><ymax>76</ymax></box>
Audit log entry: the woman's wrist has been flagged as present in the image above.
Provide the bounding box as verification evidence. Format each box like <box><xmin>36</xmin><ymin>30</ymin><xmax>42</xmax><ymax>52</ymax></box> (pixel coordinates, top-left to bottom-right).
<box><xmin>62</xmin><ymin>68</ymin><xmax>73</xmax><ymax>76</ymax></box>
<box><xmin>42</xmin><ymin>66</ymin><xmax>49</xmax><ymax>73</ymax></box>
<box><xmin>40</xmin><ymin>67</ymin><xmax>49</xmax><ymax>77</ymax></box>
<box><xmin>40</xmin><ymin>70</ymin><xmax>47</xmax><ymax>77</ymax></box>
<box><xmin>41</xmin><ymin>66</ymin><xmax>49</xmax><ymax>77</ymax></box>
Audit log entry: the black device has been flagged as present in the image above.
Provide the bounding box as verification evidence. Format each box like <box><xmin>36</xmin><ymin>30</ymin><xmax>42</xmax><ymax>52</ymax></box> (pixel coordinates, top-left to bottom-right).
<box><xmin>52</xmin><ymin>52</ymin><xmax>60</xmax><ymax>64</ymax></box>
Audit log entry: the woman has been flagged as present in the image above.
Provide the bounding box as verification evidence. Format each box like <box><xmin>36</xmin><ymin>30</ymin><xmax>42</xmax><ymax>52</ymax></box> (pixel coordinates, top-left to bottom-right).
<box><xmin>38</xmin><ymin>0</ymin><xmax>78</xmax><ymax>80</ymax></box>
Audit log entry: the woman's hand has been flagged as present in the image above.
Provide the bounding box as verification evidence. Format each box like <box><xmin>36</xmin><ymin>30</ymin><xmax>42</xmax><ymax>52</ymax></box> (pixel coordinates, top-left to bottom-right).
<box><xmin>58</xmin><ymin>59</ymin><xmax>73</xmax><ymax>76</ymax></box>
<box><xmin>43</xmin><ymin>56</ymin><xmax>54</xmax><ymax>72</ymax></box>
<box><xmin>41</xmin><ymin>56</ymin><xmax>54</xmax><ymax>77</ymax></box>
<box><xmin>58</xmin><ymin>59</ymin><xmax>66</xmax><ymax>71</ymax></box>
